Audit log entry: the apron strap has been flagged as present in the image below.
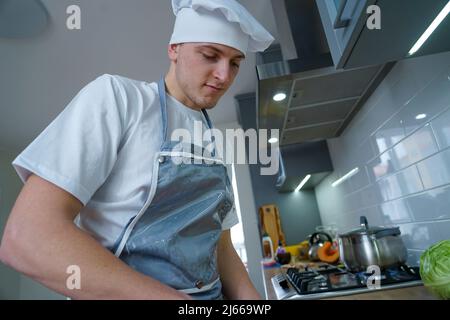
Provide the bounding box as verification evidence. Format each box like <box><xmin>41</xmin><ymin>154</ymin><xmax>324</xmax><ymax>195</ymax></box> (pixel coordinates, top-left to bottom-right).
<box><xmin>157</xmin><ymin>77</ymin><xmax>168</xmax><ymax>149</ymax></box>
<box><xmin>201</xmin><ymin>109</ymin><xmax>216</xmax><ymax>158</ymax></box>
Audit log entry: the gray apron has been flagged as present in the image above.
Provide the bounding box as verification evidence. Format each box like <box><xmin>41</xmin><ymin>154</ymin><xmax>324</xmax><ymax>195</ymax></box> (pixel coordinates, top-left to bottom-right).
<box><xmin>112</xmin><ymin>78</ymin><xmax>234</xmax><ymax>300</ymax></box>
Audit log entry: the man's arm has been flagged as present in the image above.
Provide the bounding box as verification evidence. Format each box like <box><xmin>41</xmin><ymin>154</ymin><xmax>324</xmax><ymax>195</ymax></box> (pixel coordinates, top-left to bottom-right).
<box><xmin>0</xmin><ymin>174</ymin><xmax>191</xmax><ymax>300</ymax></box>
<box><xmin>217</xmin><ymin>229</ymin><xmax>261</xmax><ymax>300</ymax></box>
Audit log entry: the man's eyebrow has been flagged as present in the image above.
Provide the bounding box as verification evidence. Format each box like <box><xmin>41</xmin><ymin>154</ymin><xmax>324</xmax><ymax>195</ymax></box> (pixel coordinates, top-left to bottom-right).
<box><xmin>199</xmin><ymin>45</ymin><xmax>245</xmax><ymax>60</ymax></box>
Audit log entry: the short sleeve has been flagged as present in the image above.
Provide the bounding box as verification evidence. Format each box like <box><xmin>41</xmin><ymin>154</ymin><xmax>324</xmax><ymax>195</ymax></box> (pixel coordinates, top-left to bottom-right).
<box><xmin>12</xmin><ymin>74</ymin><xmax>126</xmax><ymax>205</ymax></box>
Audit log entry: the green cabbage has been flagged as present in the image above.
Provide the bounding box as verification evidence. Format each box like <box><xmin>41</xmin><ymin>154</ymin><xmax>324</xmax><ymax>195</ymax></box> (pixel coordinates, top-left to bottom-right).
<box><xmin>420</xmin><ymin>240</ymin><xmax>450</xmax><ymax>299</ymax></box>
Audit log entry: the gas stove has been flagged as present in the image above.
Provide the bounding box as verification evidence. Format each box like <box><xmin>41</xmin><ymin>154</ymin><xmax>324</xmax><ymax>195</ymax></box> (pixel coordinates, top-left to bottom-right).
<box><xmin>271</xmin><ymin>263</ymin><xmax>423</xmax><ymax>300</ymax></box>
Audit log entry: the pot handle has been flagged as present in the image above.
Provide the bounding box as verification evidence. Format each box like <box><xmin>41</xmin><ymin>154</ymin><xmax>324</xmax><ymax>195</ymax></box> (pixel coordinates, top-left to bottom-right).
<box><xmin>374</xmin><ymin>227</ymin><xmax>401</xmax><ymax>238</ymax></box>
<box><xmin>360</xmin><ymin>216</ymin><xmax>369</xmax><ymax>229</ymax></box>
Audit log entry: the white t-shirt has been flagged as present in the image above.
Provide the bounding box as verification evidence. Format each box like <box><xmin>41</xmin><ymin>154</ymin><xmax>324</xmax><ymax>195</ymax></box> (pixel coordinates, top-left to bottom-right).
<box><xmin>12</xmin><ymin>74</ymin><xmax>239</xmax><ymax>249</ymax></box>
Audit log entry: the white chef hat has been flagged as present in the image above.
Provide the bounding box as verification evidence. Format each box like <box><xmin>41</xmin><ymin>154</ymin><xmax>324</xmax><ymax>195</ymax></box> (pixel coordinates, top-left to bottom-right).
<box><xmin>169</xmin><ymin>0</ymin><xmax>275</xmax><ymax>55</ymax></box>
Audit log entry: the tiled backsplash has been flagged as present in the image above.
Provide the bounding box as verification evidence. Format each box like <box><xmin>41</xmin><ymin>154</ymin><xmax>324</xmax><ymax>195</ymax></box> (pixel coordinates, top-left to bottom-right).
<box><xmin>315</xmin><ymin>51</ymin><xmax>450</xmax><ymax>266</ymax></box>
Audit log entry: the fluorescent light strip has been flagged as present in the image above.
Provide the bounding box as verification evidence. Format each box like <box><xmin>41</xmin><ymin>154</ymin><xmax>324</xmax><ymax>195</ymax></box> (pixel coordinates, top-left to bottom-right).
<box><xmin>332</xmin><ymin>168</ymin><xmax>359</xmax><ymax>187</ymax></box>
<box><xmin>295</xmin><ymin>174</ymin><xmax>311</xmax><ymax>192</ymax></box>
<box><xmin>408</xmin><ymin>1</ymin><xmax>450</xmax><ymax>56</ymax></box>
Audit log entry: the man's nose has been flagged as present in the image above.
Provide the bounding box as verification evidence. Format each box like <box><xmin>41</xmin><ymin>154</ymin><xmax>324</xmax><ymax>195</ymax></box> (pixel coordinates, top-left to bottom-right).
<box><xmin>212</xmin><ymin>60</ymin><xmax>232</xmax><ymax>85</ymax></box>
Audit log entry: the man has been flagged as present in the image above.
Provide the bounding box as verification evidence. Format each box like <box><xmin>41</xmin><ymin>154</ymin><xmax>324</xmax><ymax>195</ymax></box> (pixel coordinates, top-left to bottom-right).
<box><xmin>0</xmin><ymin>0</ymin><xmax>274</xmax><ymax>300</ymax></box>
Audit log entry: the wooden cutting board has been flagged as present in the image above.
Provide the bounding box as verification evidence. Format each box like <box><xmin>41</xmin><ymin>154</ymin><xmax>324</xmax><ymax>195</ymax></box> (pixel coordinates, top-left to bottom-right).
<box><xmin>259</xmin><ymin>204</ymin><xmax>286</xmax><ymax>247</ymax></box>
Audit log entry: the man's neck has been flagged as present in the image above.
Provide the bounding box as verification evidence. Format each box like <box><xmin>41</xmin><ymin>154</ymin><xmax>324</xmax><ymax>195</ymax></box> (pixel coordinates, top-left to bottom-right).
<box><xmin>164</xmin><ymin>69</ymin><xmax>199</xmax><ymax>111</ymax></box>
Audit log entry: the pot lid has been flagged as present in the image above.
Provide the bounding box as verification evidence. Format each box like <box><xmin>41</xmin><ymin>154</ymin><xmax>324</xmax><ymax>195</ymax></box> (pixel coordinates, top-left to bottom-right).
<box><xmin>339</xmin><ymin>216</ymin><xmax>401</xmax><ymax>238</ymax></box>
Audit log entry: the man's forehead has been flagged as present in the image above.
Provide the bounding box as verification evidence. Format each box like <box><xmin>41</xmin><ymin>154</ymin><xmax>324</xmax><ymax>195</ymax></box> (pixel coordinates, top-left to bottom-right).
<box><xmin>193</xmin><ymin>43</ymin><xmax>245</xmax><ymax>59</ymax></box>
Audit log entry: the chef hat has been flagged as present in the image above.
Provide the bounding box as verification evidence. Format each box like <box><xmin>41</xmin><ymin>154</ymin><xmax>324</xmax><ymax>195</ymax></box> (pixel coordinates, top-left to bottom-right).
<box><xmin>169</xmin><ymin>0</ymin><xmax>275</xmax><ymax>55</ymax></box>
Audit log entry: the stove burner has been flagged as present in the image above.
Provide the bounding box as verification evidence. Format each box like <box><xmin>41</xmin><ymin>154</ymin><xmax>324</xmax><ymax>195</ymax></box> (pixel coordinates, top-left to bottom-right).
<box><xmin>285</xmin><ymin>264</ymin><xmax>421</xmax><ymax>295</ymax></box>
<box><xmin>356</xmin><ymin>265</ymin><xmax>421</xmax><ymax>286</ymax></box>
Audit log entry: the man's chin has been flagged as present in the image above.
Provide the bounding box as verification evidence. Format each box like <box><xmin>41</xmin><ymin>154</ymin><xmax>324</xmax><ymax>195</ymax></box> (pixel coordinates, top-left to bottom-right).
<box><xmin>198</xmin><ymin>97</ymin><xmax>219</xmax><ymax>109</ymax></box>
<box><xmin>207</xmin><ymin>99</ymin><xmax>221</xmax><ymax>109</ymax></box>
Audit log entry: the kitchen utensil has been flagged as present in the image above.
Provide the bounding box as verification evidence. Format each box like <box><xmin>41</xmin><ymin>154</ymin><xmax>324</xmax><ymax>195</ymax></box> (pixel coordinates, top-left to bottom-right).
<box><xmin>316</xmin><ymin>224</ymin><xmax>339</xmax><ymax>246</ymax></box>
<box><xmin>308</xmin><ymin>232</ymin><xmax>332</xmax><ymax>261</ymax></box>
<box><xmin>338</xmin><ymin>216</ymin><xmax>407</xmax><ymax>272</ymax></box>
<box><xmin>276</xmin><ymin>252</ymin><xmax>292</xmax><ymax>265</ymax></box>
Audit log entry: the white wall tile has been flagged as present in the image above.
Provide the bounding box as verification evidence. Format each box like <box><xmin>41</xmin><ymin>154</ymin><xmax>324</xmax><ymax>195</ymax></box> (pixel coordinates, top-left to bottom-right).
<box><xmin>344</xmin><ymin>190</ymin><xmax>362</xmax><ymax>213</ymax></box>
<box><xmin>370</xmin><ymin>113</ymin><xmax>405</xmax><ymax>156</ymax></box>
<box><xmin>406</xmin><ymin>185</ymin><xmax>450</xmax><ymax>222</ymax></box>
<box><xmin>399</xmin><ymin>222</ymin><xmax>442</xmax><ymax>250</ymax></box>
<box><xmin>389</xmin><ymin>51</ymin><xmax>450</xmax><ymax>91</ymax></box>
<box><xmin>380</xmin><ymin>198</ymin><xmax>413</xmax><ymax>224</ymax></box>
<box><xmin>417</xmin><ymin>148</ymin><xmax>450</xmax><ymax>189</ymax></box>
<box><xmin>400</xmin><ymin>66</ymin><xmax>450</xmax><ymax>136</ymax></box>
<box><xmin>348</xmin><ymin>166</ymin><xmax>370</xmax><ymax>192</ymax></box>
<box><xmin>315</xmin><ymin>52</ymin><xmax>450</xmax><ymax>257</ymax></box>
<box><xmin>431</xmin><ymin>106</ymin><xmax>450</xmax><ymax>150</ymax></box>
<box><xmin>363</xmin><ymin>79</ymin><xmax>416</xmax><ymax>139</ymax></box>
<box><xmin>377</xmin><ymin>165</ymin><xmax>423</xmax><ymax>201</ymax></box>
<box><xmin>390</xmin><ymin>124</ymin><xmax>438</xmax><ymax>170</ymax></box>
<box><xmin>360</xmin><ymin>184</ymin><xmax>383</xmax><ymax>208</ymax></box>
<box><xmin>369</xmin><ymin>126</ymin><xmax>439</xmax><ymax>182</ymax></box>
<box><xmin>433</xmin><ymin>220</ymin><xmax>450</xmax><ymax>242</ymax></box>
<box><xmin>345</xmin><ymin>207</ymin><xmax>384</xmax><ymax>231</ymax></box>
<box><xmin>359</xmin><ymin>205</ymin><xmax>384</xmax><ymax>227</ymax></box>
<box><xmin>316</xmin><ymin>171</ymin><xmax>348</xmax><ymax>219</ymax></box>
<box><xmin>406</xmin><ymin>249</ymin><xmax>424</xmax><ymax>266</ymax></box>
<box><xmin>368</xmin><ymin>150</ymin><xmax>396</xmax><ymax>181</ymax></box>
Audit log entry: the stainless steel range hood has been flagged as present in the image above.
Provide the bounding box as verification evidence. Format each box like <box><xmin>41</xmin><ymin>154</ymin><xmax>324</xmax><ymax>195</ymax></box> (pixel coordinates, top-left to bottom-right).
<box><xmin>257</xmin><ymin>0</ymin><xmax>394</xmax><ymax>146</ymax></box>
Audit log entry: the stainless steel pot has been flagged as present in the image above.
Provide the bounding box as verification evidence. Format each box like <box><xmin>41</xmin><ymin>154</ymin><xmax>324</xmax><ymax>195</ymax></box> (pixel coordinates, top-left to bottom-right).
<box><xmin>338</xmin><ymin>216</ymin><xmax>407</xmax><ymax>272</ymax></box>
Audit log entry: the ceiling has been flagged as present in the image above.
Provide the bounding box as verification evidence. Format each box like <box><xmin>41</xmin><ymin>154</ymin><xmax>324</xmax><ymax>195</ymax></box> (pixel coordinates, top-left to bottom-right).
<box><xmin>0</xmin><ymin>0</ymin><xmax>279</xmax><ymax>152</ymax></box>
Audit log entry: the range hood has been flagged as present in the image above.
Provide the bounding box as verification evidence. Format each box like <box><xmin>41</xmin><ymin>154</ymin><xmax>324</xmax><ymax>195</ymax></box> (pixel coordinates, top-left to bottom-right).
<box><xmin>257</xmin><ymin>0</ymin><xmax>394</xmax><ymax>146</ymax></box>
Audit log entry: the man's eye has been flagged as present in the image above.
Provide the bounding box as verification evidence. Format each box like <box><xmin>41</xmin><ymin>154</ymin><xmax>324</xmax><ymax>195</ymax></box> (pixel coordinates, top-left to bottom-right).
<box><xmin>232</xmin><ymin>62</ymin><xmax>240</xmax><ymax>69</ymax></box>
<box><xmin>203</xmin><ymin>54</ymin><xmax>216</xmax><ymax>60</ymax></box>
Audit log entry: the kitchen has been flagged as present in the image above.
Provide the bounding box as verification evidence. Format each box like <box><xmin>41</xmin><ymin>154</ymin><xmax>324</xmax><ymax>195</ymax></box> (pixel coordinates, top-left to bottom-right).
<box><xmin>0</xmin><ymin>0</ymin><xmax>449</xmax><ymax>301</ymax></box>
<box><xmin>236</xmin><ymin>0</ymin><xmax>450</xmax><ymax>300</ymax></box>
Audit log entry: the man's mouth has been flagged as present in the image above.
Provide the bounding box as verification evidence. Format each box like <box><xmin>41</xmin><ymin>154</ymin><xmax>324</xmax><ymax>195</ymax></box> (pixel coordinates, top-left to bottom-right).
<box><xmin>205</xmin><ymin>84</ymin><xmax>223</xmax><ymax>92</ymax></box>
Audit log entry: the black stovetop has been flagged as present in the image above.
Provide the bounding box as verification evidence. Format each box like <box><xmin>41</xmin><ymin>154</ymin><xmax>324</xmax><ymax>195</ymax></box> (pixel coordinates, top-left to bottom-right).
<box><xmin>285</xmin><ymin>264</ymin><xmax>421</xmax><ymax>295</ymax></box>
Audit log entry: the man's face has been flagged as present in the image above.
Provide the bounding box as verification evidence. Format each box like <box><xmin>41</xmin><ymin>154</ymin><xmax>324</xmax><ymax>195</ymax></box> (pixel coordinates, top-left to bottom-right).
<box><xmin>169</xmin><ymin>43</ymin><xmax>245</xmax><ymax>109</ymax></box>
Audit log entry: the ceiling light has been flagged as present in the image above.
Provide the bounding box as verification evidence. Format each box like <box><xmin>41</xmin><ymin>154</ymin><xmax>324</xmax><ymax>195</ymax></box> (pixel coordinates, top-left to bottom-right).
<box><xmin>332</xmin><ymin>168</ymin><xmax>359</xmax><ymax>187</ymax></box>
<box><xmin>273</xmin><ymin>93</ymin><xmax>287</xmax><ymax>102</ymax></box>
<box><xmin>295</xmin><ymin>174</ymin><xmax>311</xmax><ymax>192</ymax></box>
<box><xmin>415</xmin><ymin>113</ymin><xmax>427</xmax><ymax>120</ymax></box>
<box><xmin>268</xmin><ymin>137</ymin><xmax>278</xmax><ymax>144</ymax></box>
<box><xmin>408</xmin><ymin>1</ymin><xmax>450</xmax><ymax>56</ymax></box>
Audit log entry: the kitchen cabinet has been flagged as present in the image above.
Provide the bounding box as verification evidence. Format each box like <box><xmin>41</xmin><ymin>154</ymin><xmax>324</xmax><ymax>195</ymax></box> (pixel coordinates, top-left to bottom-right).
<box><xmin>316</xmin><ymin>0</ymin><xmax>450</xmax><ymax>69</ymax></box>
<box><xmin>316</xmin><ymin>0</ymin><xmax>374</xmax><ymax>69</ymax></box>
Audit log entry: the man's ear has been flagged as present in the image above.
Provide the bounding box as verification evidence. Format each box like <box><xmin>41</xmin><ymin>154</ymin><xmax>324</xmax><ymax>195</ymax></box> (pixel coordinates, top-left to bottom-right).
<box><xmin>168</xmin><ymin>43</ymin><xmax>180</xmax><ymax>62</ymax></box>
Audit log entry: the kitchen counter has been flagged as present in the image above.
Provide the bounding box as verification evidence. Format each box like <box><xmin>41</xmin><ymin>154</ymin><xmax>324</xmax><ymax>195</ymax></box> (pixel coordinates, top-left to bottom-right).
<box><xmin>261</xmin><ymin>264</ymin><xmax>439</xmax><ymax>300</ymax></box>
